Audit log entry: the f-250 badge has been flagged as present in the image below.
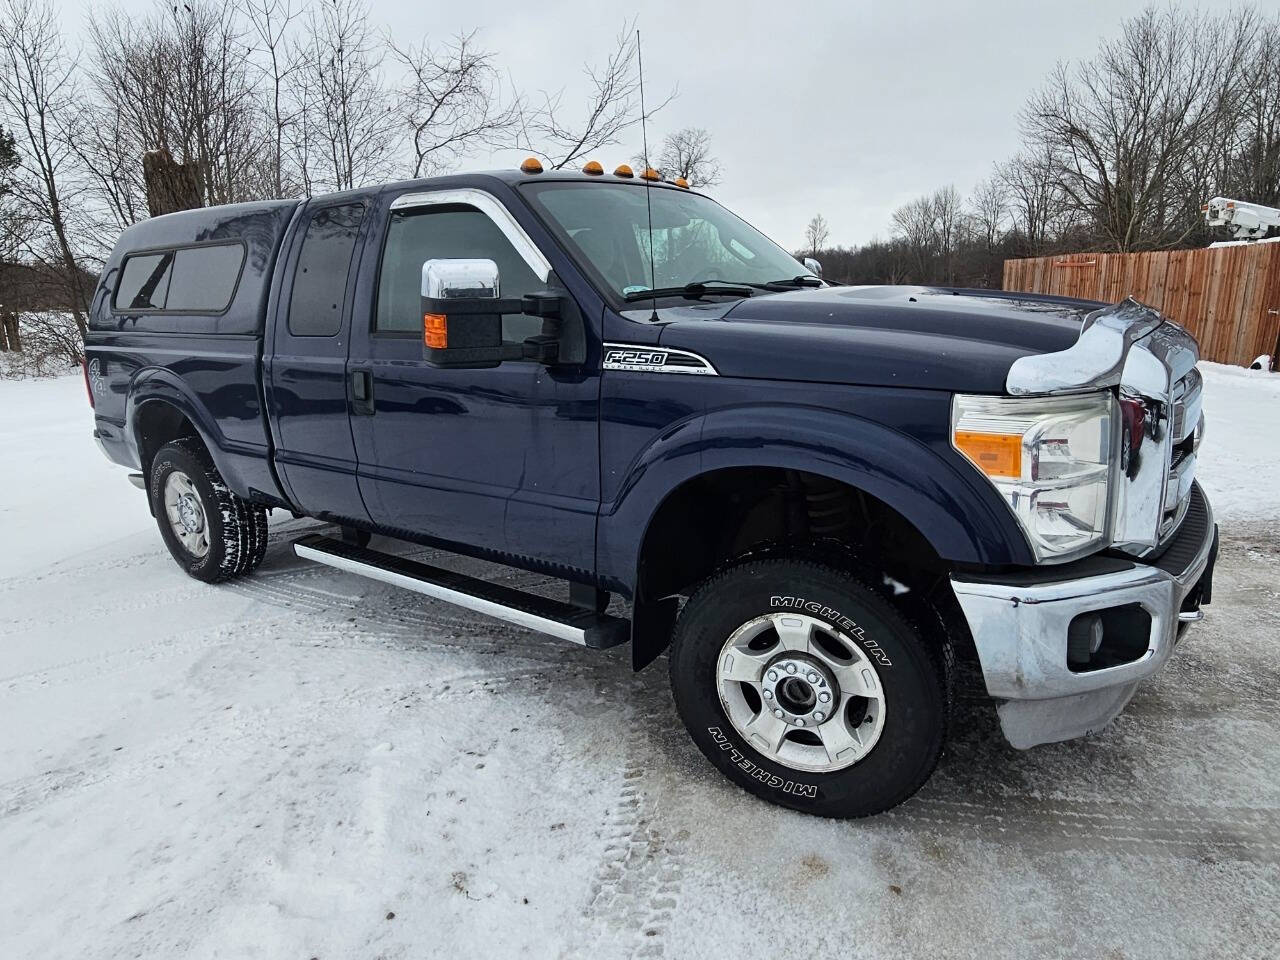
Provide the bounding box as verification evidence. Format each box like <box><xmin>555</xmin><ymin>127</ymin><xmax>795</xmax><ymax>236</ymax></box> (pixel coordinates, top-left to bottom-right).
<box><xmin>602</xmin><ymin>343</ymin><xmax>717</xmax><ymax>376</ymax></box>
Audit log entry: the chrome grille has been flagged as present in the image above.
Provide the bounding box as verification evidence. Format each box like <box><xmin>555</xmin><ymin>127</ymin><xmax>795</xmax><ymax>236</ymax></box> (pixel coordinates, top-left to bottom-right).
<box><xmin>1108</xmin><ymin>315</ymin><xmax>1201</xmax><ymax>557</ymax></box>
<box><xmin>1171</xmin><ymin>367</ymin><xmax>1202</xmax><ymax>439</ymax></box>
<box><xmin>1158</xmin><ymin>369</ymin><xmax>1203</xmax><ymax>542</ymax></box>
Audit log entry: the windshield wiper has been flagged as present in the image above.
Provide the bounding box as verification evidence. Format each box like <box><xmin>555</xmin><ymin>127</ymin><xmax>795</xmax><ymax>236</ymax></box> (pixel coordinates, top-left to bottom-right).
<box><xmin>760</xmin><ymin>275</ymin><xmax>824</xmax><ymax>290</ymax></box>
<box><xmin>623</xmin><ymin>280</ymin><xmax>757</xmax><ymax>302</ymax></box>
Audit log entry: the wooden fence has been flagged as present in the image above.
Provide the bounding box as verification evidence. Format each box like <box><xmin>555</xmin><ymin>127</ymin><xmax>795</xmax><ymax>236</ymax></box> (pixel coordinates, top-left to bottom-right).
<box><xmin>1002</xmin><ymin>243</ymin><xmax>1280</xmax><ymax>367</ymax></box>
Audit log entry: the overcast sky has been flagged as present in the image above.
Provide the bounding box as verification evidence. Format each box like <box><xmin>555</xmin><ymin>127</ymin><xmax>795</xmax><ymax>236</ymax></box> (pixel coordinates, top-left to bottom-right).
<box><xmin>65</xmin><ymin>0</ymin><xmax>1251</xmax><ymax>250</ymax></box>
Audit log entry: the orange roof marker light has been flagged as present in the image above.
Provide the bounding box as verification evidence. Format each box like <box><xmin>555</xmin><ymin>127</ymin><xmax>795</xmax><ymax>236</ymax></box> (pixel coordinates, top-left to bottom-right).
<box><xmin>613</xmin><ymin>164</ymin><xmax>634</xmax><ymax>178</ymax></box>
<box><xmin>640</xmin><ymin>167</ymin><xmax>662</xmax><ymax>181</ymax></box>
<box><xmin>520</xmin><ymin>156</ymin><xmax>544</xmax><ymax>174</ymax></box>
<box><xmin>674</xmin><ymin>177</ymin><xmax>689</xmax><ymax>189</ymax></box>
<box><xmin>582</xmin><ymin>160</ymin><xmax>604</xmax><ymax>175</ymax></box>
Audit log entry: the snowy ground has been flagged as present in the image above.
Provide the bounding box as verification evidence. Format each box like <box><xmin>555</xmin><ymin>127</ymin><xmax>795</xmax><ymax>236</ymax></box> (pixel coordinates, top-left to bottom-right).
<box><xmin>1</xmin><ymin>364</ymin><xmax>1278</xmax><ymax>959</ymax></box>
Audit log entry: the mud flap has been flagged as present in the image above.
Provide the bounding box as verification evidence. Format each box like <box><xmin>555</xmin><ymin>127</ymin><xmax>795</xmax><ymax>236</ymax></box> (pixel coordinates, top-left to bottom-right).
<box><xmin>631</xmin><ymin>596</ymin><xmax>680</xmax><ymax>671</ymax></box>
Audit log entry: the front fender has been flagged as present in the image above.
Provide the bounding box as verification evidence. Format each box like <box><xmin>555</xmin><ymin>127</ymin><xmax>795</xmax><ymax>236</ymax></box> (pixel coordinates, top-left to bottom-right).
<box><xmin>596</xmin><ymin>402</ymin><xmax>1033</xmax><ymax>596</ymax></box>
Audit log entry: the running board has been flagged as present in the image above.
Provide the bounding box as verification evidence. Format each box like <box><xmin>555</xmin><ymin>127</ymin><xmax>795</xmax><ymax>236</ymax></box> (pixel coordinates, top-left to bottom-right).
<box><xmin>292</xmin><ymin>534</ymin><xmax>628</xmax><ymax>649</ymax></box>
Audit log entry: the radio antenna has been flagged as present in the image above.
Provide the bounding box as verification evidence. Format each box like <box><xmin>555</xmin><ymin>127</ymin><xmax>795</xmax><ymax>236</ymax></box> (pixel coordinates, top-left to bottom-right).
<box><xmin>636</xmin><ymin>29</ymin><xmax>658</xmax><ymax>320</ymax></box>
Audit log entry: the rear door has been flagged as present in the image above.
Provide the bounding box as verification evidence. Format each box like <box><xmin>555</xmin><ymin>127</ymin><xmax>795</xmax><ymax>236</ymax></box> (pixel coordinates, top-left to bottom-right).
<box><xmin>265</xmin><ymin>201</ymin><xmax>371</xmax><ymax>523</ymax></box>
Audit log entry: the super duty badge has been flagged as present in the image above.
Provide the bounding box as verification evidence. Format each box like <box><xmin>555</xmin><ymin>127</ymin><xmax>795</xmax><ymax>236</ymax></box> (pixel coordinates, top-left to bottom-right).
<box><xmin>603</xmin><ymin>343</ymin><xmax>717</xmax><ymax>376</ymax></box>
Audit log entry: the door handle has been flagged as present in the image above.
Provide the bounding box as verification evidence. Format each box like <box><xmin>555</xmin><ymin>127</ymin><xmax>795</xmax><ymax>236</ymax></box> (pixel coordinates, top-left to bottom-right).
<box><xmin>351</xmin><ymin>369</ymin><xmax>375</xmax><ymax>416</ymax></box>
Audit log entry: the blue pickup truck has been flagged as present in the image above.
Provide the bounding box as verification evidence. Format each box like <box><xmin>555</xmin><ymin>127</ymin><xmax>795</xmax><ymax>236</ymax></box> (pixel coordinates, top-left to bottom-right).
<box><xmin>84</xmin><ymin>162</ymin><xmax>1217</xmax><ymax>817</ymax></box>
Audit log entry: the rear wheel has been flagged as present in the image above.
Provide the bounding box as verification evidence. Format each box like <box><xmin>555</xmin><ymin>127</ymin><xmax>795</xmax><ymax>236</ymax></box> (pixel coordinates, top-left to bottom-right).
<box><xmin>149</xmin><ymin>439</ymin><xmax>268</xmax><ymax>582</ymax></box>
<box><xmin>668</xmin><ymin>558</ymin><xmax>949</xmax><ymax>818</ymax></box>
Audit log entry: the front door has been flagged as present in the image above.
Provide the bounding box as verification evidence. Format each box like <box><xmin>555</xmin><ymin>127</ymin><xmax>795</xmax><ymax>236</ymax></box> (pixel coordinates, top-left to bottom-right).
<box><xmin>347</xmin><ymin>188</ymin><xmax>600</xmax><ymax>576</ymax></box>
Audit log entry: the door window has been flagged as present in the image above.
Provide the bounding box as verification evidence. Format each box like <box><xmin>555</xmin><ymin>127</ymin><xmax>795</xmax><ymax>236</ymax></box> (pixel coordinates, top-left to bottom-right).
<box><xmin>288</xmin><ymin>203</ymin><xmax>365</xmax><ymax>337</ymax></box>
<box><xmin>375</xmin><ymin>204</ymin><xmax>543</xmax><ymax>341</ymax></box>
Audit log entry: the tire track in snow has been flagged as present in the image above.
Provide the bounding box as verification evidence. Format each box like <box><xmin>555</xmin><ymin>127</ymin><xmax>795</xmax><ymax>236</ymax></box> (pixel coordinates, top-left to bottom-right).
<box><xmin>887</xmin><ymin>793</ymin><xmax>1280</xmax><ymax>863</ymax></box>
<box><xmin>0</xmin><ymin>609</ymin><xmax>317</xmax><ymax>695</ymax></box>
<box><xmin>0</xmin><ymin>656</ymin><xmax>580</xmax><ymax>822</ymax></box>
<box><xmin>580</xmin><ymin>677</ymin><xmax>691</xmax><ymax>959</ymax></box>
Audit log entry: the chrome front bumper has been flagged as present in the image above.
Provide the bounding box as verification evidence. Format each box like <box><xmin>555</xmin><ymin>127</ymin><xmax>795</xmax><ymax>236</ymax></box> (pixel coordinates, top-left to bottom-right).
<box><xmin>951</xmin><ymin>484</ymin><xmax>1217</xmax><ymax>749</ymax></box>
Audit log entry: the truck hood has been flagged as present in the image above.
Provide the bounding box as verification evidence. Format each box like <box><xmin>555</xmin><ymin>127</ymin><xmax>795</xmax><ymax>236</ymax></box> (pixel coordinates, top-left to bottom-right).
<box><xmin>654</xmin><ymin>285</ymin><xmax>1100</xmax><ymax>393</ymax></box>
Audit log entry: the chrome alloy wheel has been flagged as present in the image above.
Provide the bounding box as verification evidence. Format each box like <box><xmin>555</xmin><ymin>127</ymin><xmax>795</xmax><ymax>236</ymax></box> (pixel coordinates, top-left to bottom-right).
<box><xmin>715</xmin><ymin>612</ymin><xmax>886</xmax><ymax>773</ymax></box>
<box><xmin>163</xmin><ymin>470</ymin><xmax>210</xmax><ymax>559</ymax></box>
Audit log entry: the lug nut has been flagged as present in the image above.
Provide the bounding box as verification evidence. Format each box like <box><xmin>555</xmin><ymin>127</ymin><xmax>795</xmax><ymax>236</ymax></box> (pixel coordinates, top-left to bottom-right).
<box><xmin>786</xmin><ymin>664</ymin><xmax>797</xmax><ymax>675</ymax></box>
<box><xmin>807</xmin><ymin>672</ymin><xmax>819</xmax><ymax>683</ymax></box>
<box><xmin>795</xmin><ymin>717</ymin><xmax>805</xmax><ymax>725</ymax></box>
<box><xmin>762</xmin><ymin>689</ymin><xmax>773</xmax><ymax>700</ymax></box>
<box><xmin>814</xmin><ymin>711</ymin><xmax>825</xmax><ymax>722</ymax></box>
<box><xmin>773</xmin><ymin>709</ymin><xmax>784</xmax><ymax>719</ymax></box>
<box><xmin>767</xmin><ymin>670</ymin><xmax>778</xmax><ymax>682</ymax></box>
<box><xmin>818</xmin><ymin>691</ymin><xmax>831</xmax><ymax>703</ymax></box>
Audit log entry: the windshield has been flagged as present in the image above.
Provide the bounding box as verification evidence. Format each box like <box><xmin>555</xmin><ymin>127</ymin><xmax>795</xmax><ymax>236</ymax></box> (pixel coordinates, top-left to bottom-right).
<box><xmin>521</xmin><ymin>181</ymin><xmax>811</xmax><ymax>300</ymax></box>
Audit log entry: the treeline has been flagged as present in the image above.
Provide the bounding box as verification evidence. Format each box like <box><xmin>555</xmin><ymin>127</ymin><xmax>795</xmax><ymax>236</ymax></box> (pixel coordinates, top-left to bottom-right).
<box><xmin>811</xmin><ymin>6</ymin><xmax>1280</xmax><ymax>287</ymax></box>
<box><xmin>0</xmin><ymin>0</ymin><xmax>691</xmax><ymax>355</ymax></box>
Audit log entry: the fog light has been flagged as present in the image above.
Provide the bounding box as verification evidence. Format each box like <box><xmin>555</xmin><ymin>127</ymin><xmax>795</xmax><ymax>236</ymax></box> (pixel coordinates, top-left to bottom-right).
<box><xmin>1067</xmin><ymin>613</ymin><xmax>1103</xmax><ymax>666</ymax></box>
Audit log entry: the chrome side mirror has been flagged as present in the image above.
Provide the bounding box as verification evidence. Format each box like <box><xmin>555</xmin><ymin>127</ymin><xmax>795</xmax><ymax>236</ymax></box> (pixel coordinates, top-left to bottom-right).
<box><xmin>421</xmin><ymin>258</ymin><xmax>501</xmax><ymax>300</ymax></box>
<box><xmin>803</xmin><ymin>257</ymin><xmax>823</xmax><ymax>278</ymax></box>
<box><xmin>421</xmin><ymin>258</ymin><xmax>503</xmax><ymax>368</ymax></box>
<box><xmin>419</xmin><ymin>257</ymin><xmax>564</xmax><ymax>369</ymax></box>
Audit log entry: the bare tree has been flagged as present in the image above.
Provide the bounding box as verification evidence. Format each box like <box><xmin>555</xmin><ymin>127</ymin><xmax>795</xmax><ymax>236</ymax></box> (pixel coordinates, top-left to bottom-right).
<box><xmin>86</xmin><ymin>1</ymin><xmax>272</xmax><ymax>219</ymax></box>
<box><xmin>0</xmin><ymin>124</ymin><xmax>21</xmax><ymax>351</ymax></box>
<box><xmin>968</xmin><ymin>175</ymin><xmax>1009</xmax><ymax>253</ymax></box>
<box><xmin>963</xmin><ymin>175</ymin><xmax>1010</xmax><ymax>287</ymax></box>
<box><xmin>804</xmin><ymin>213</ymin><xmax>830</xmax><ymax>258</ymax></box>
<box><xmin>932</xmin><ymin>184</ymin><xmax>961</xmax><ymax>284</ymax></box>
<box><xmin>642</xmin><ymin>126</ymin><xmax>721</xmax><ymax>186</ymax></box>
<box><xmin>997</xmin><ymin>151</ymin><xmax>1063</xmax><ymax>256</ymax></box>
<box><xmin>519</xmin><ymin>22</ymin><xmax>674</xmax><ymax>170</ymax></box>
<box><xmin>891</xmin><ymin>194</ymin><xmax>935</xmax><ymax>280</ymax></box>
<box><xmin>1021</xmin><ymin>6</ymin><xmax>1259</xmax><ymax>251</ymax></box>
<box><xmin>291</xmin><ymin>0</ymin><xmax>396</xmax><ymax>193</ymax></box>
<box><xmin>241</xmin><ymin>0</ymin><xmax>303</xmax><ymax>199</ymax></box>
<box><xmin>1222</xmin><ymin>15</ymin><xmax>1280</xmax><ymax>206</ymax></box>
<box><xmin>0</xmin><ymin>0</ymin><xmax>90</xmax><ymax>337</ymax></box>
<box><xmin>390</xmin><ymin>30</ymin><xmax>518</xmax><ymax>179</ymax></box>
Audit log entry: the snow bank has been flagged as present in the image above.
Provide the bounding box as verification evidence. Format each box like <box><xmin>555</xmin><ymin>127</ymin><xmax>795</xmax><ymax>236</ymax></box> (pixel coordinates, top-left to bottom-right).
<box><xmin>1195</xmin><ymin>361</ymin><xmax>1280</xmax><ymax>523</ymax></box>
<box><xmin>0</xmin><ymin>375</ymin><xmax>146</xmax><ymax>578</ymax></box>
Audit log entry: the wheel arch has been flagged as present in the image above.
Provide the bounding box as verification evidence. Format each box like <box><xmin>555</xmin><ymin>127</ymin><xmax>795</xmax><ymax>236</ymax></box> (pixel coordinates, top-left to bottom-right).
<box><xmin>604</xmin><ymin>406</ymin><xmax>1021</xmax><ymax>669</ymax></box>
<box><xmin>126</xmin><ymin>370</ymin><xmax>240</xmax><ymax>498</ymax></box>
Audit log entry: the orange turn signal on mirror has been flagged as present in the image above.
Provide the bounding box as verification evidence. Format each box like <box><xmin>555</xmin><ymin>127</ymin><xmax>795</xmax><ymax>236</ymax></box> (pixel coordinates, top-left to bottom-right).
<box><xmin>424</xmin><ymin>313</ymin><xmax>448</xmax><ymax>349</ymax></box>
<box><xmin>954</xmin><ymin>430</ymin><xmax>1022</xmax><ymax>478</ymax></box>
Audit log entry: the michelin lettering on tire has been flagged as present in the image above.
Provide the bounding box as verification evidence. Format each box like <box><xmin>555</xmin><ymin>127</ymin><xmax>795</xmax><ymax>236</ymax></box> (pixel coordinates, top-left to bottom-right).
<box><xmin>770</xmin><ymin>594</ymin><xmax>893</xmax><ymax>667</ymax></box>
<box><xmin>707</xmin><ymin>727</ymin><xmax>819</xmax><ymax>799</ymax></box>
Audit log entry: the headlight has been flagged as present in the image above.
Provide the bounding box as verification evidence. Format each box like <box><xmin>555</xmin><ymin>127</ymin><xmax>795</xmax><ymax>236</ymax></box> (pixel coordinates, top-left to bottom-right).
<box><xmin>952</xmin><ymin>392</ymin><xmax>1115</xmax><ymax>562</ymax></box>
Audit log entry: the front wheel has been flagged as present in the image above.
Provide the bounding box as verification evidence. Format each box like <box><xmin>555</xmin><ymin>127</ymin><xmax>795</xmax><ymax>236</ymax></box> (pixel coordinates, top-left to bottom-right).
<box><xmin>668</xmin><ymin>559</ymin><xmax>949</xmax><ymax>818</ymax></box>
